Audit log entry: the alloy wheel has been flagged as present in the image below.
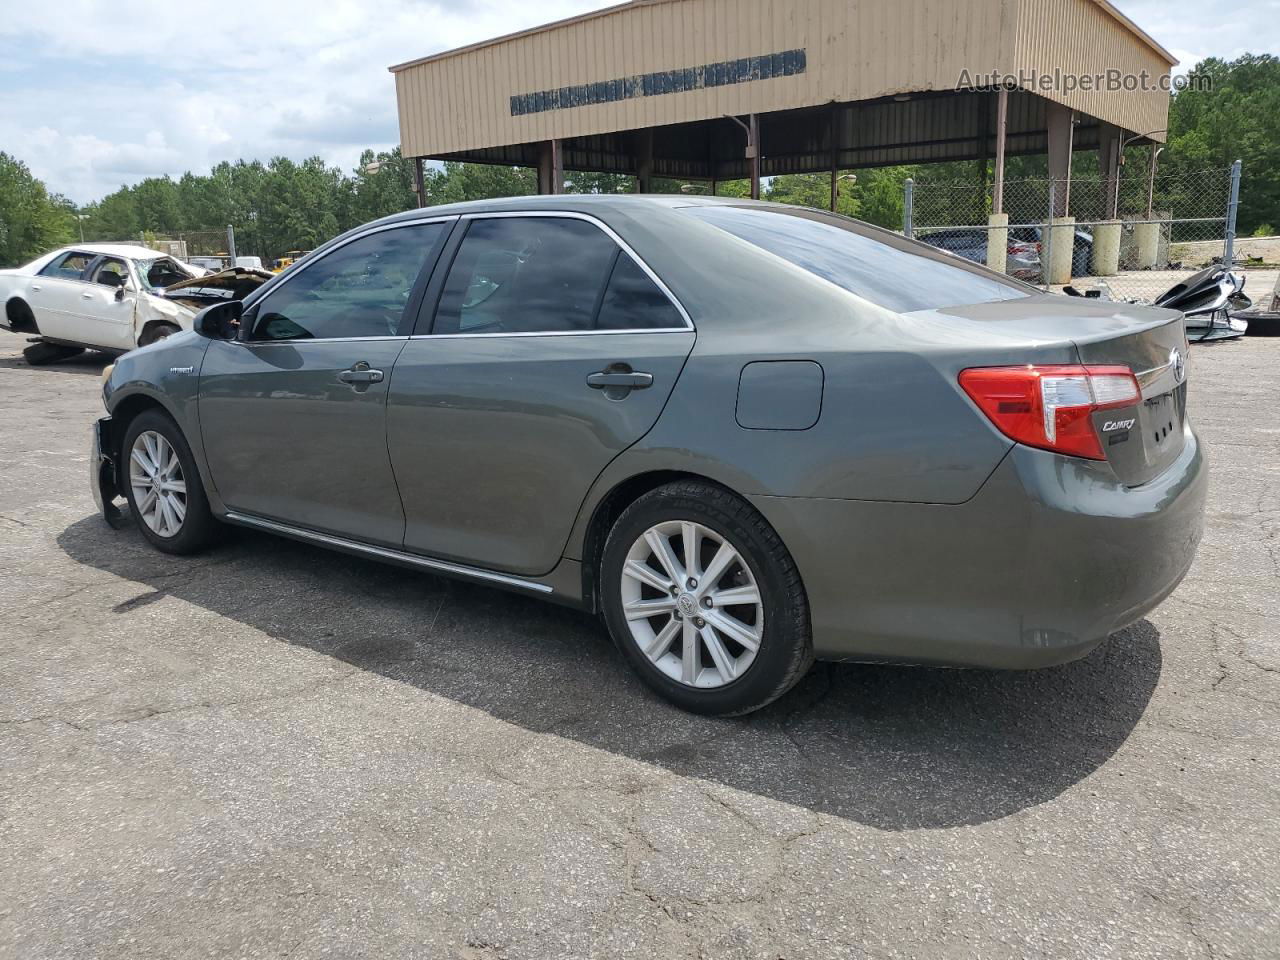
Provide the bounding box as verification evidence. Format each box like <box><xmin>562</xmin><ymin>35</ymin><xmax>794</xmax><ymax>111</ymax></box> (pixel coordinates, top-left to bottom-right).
<box><xmin>128</xmin><ymin>430</ymin><xmax>187</xmax><ymax>537</ymax></box>
<box><xmin>620</xmin><ymin>520</ymin><xmax>764</xmax><ymax>688</ymax></box>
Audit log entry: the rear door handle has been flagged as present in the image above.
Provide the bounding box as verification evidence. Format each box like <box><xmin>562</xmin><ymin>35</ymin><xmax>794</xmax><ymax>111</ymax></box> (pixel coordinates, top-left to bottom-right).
<box><xmin>338</xmin><ymin>363</ymin><xmax>384</xmax><ymax>385</ymax></box>
<box><xmin>587</xmin><ymin>370</ymin><xmax>653</xmax><ymax>390</ymax></box>
<box><xmin>81</xmin><ymin>292</ymin><xmax>94</xmax><ymax>300</ymax></box>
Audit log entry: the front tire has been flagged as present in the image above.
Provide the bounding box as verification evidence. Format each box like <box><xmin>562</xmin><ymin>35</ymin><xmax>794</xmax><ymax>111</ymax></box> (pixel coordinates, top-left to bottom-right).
<box><xmin>121</xmin><ymin>409</ymin><xmax>217</xmax><ymax>555</ymax></box>
<box><xmin>600</xmin><ymin>481</ymin><xmax>813</xmax><ymax>716</ymax></box>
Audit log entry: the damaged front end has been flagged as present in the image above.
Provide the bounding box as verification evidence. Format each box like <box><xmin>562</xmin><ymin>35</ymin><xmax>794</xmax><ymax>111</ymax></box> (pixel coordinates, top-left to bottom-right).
<box><xmin>90</xmin><ymin>416</ymin><xmax>127</xmax><ymax>527</ymax></box>
<box><xmin>160</xmin><ymin>267</ymin><xmax>274</xmax><ymax>313</ymax></box>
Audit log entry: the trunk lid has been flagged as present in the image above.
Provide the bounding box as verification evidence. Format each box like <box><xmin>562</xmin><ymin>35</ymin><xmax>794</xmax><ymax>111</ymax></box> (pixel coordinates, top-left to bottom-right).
<box><xmin>933</xmin><ymin>295</ymin><xmax>1189</xmax><ymax>486</ymax></box>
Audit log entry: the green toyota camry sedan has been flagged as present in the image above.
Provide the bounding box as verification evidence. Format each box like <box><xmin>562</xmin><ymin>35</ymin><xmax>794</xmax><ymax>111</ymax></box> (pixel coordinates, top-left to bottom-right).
<box><xmin>90</xmin><ymin>195</ymin><xmax>1206</xmax><ymax>715</ymax></box>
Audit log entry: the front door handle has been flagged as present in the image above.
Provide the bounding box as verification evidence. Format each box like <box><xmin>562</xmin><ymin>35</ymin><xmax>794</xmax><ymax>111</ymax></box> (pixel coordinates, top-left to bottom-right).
<box><xmin>587</xmin><ymin>370</ymin><xmax>653</xmax><ymax>390</ymax></box>
<box><xmin>338</xmin><ymin>362</ymin><xmax>384</xmax><ymax>385</ymax></box>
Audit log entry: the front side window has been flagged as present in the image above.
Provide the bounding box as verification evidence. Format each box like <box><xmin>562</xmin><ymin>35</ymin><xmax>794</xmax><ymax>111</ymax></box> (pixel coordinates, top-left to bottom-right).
<box><xmin>251</xmin><ymin>223</ymin><xmax>445</xmax><ymax>341</ymax></box>
<box><xmin>39</xmin><ymin>251</ymin><xmax>94</xmax><ymax>279</ymax></box>
<box><xmin>433</xmin><ymin>217</ymin><xmax>619</xmax><ymax>335</ymax></box>
<box><xmin>92</xmin><ymin>258</ymin><xmax>129</xmax><ymax>288</ymax></box>
<box><xmin>683</xmin><ymin>206</ymin><xmax>1032</xmax><ymax>313</ymax></box>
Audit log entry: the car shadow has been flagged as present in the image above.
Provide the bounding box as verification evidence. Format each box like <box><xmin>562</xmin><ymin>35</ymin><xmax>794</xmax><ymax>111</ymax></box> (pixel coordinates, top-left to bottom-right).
<box><xmin>57</xmin><ymin>513</ymin><xmax>1161</xmax><ymax>831</ymax></box>
<box><xmin>0</xmin><ymin>351</ymin><xmax>112</xmax><ymax>376</ymax></box>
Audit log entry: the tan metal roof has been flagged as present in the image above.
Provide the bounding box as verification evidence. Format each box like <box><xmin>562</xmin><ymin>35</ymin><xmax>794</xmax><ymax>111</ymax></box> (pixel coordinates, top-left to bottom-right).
<box><xmin>392</xmin><ymin>0</ymin><xmax>1174</xmax><ymax>163</ymax></box>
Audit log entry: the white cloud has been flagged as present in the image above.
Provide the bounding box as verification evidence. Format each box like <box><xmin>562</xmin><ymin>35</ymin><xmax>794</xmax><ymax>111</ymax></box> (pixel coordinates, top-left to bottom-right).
<box><xmin>2</xmin><ymin>0</ymin><xmax>1275</xmax><ymax>203</ymax></box>
<box><xmin>0</xmin><ymin>0</ymin><xmax>610</xmax><ymax>203</ymax></box>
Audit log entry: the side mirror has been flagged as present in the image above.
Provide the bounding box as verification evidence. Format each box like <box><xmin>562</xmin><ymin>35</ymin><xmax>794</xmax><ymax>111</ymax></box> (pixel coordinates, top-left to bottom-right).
<box><xmin>114</xmin><ymin>284</ymin><xmax>126</xmax><ymax>301</ymax></box>
<box><xmin>194</xmin><ymin>300</ymin><xmax>242</xmax><ymax>340</ymax></box>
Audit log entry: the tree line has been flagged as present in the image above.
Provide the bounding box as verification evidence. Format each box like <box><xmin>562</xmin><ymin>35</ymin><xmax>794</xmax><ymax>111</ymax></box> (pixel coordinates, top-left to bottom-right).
<box><xmin>1</xmin><ymin>54</ymin><xmax>1275</xmax><ymax>267</ymax></box>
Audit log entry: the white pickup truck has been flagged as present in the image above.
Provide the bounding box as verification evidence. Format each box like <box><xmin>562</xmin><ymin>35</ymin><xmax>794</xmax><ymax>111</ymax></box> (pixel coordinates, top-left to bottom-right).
<box><xmin>0</xmin><ymin>244</ymin><xmax>210</xmax><ymax>364</ymax></box>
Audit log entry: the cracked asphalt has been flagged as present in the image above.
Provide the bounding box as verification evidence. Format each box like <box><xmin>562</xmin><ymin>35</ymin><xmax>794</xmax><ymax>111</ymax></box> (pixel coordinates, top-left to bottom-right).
<box><xmin>0</xmin><ymin>337</ymin><xmax>1277</xmax><ymax>959</ymax></box>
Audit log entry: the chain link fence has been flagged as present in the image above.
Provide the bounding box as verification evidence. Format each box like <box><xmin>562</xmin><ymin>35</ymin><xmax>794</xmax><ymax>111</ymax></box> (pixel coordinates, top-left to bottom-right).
<box><xmin>93</xmin><ymin>229</ymin><xmax>241</xmax><ymax>268</ymax></box>
<box><xmin>908</xmin><ymin>163</ymin><xmax>1242</xmax><ymax>304</ymax></box>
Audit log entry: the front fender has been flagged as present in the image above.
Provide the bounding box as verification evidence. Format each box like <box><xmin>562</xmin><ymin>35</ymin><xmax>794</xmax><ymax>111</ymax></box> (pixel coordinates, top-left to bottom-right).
<box><xmin>104</xmin><ymin>334</ymin><xmax>223</xmax><ymax>514</ymax></box>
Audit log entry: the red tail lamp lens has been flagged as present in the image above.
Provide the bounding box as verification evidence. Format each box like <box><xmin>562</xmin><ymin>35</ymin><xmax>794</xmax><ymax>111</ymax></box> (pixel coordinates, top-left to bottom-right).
<box><xmin>959</xmin><ymin>365</ymin><xmax>1140</xmax><ymax>460</ymax></box>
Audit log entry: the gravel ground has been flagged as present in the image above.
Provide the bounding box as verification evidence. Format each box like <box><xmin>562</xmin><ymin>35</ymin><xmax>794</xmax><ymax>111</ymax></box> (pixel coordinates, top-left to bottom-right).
<box><xmin>0</xmin><ymin>337</ymin><xmax>1277</xmax><ymax>960</ymax></box>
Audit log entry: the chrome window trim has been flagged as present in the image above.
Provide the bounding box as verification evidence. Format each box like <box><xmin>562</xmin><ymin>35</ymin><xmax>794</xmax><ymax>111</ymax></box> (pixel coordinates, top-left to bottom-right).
<box><xmin>408</xmin><ymin>327</ymin><xmax>693</xmax><ymax>341</ymax></box>
<box><xmin>224</xmin><ymin>511</ymin><xmax>553</xmax><ymax>594</ymax></box>
<box><xmin>233</xmin><ymin>335</ymin><xmax>409</xmax><ymax>346</ymax></box>
<box><xmin>421</xmin><ymin>209</ymin><xmax>695</xmax><ymax>337</ymax></box>
<box><xmin>238</xmin><ymin>216</ymin><xmax>460</xmax><ymax>343</ymax></box>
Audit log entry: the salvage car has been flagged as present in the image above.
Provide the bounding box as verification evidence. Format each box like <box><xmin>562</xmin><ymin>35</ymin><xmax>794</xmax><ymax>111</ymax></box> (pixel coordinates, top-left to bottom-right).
<box><xmin>0</xmin><ymin>244</ymin><xmax>211</xmax><ymax>364</ymax></box>
<box><xmin>917</xmin><ymin>228</ymin><xmax>1042</xmax><ymax>279</ymax></box>
<box><xmin>90</xmin><ymin>196</ymin><xmax>1207</xmax><ymax>716</ymax></box>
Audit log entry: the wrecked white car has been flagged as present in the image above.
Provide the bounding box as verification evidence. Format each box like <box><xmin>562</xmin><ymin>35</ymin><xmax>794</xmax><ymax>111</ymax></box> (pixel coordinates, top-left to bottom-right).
<box><xmin>0</xmin><ymin>244</ymin><xmax>268</xmax><ymax>365</ymax></box>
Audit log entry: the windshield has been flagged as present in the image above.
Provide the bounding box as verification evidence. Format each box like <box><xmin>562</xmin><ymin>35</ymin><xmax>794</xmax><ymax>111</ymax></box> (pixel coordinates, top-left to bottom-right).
<box><xmin>135</xmin><ymin>257</ymin><xmax>198</xmax><ymax>292</ymax></box>
<box><xmin>683</xmin><ymin>205</ymin><xmax>1033</xmax><ymax>313</ymax></box>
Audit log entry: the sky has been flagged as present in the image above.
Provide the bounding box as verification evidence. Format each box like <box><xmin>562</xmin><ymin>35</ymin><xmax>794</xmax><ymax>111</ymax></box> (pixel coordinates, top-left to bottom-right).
<box><xmin>1</xmin><ymin>0</ymin><xmax>1276</xmax><ymax>206</ymax></box>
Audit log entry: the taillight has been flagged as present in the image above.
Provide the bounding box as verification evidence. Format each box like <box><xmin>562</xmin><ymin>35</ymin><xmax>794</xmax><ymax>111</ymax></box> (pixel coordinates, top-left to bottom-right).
<box><xmin>958</xmin><ymin>365</ymin><xmax>1141</xmax><ymax>460</ymax></box>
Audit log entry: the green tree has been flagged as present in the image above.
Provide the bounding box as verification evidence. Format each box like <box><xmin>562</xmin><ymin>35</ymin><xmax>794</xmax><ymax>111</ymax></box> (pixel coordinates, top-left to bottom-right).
<box><xmin>0</xmin><ymin>153</ymin><xmax>76</xmax><ymax>266</ymax></box>
<box><xmin>1162</xmin><ymin>54</ymin><xmax>1280</xmax><ymax>235</ymax></box>
<box><xmin>425</xmin><ymin>162</ymin><xmax>534</xmax><ymax>205</ymax></box>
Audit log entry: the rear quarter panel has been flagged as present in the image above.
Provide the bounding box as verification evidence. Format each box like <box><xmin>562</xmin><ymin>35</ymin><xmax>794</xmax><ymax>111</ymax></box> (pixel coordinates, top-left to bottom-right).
<box><xmin>559</xmin><ymin>210</ymin><xmax>1092</xmax><ymax>562</ymax></box>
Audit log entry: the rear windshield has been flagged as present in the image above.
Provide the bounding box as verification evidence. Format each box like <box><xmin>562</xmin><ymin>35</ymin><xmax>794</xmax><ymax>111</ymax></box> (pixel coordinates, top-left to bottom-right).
<box><xmin>683</xmin><ymin>205</ymin><xmax>1032</xmax><ymax>313</ymax></box>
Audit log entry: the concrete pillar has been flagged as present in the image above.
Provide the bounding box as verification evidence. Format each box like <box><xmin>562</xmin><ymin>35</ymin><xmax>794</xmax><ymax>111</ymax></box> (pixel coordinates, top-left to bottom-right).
<box><xmin>537</xmin><ymin>139</ymin><xmax>563</xmax><ymax>195</ymax></box>
<box><xmin>635</xmin><ymin>129</ymin><xmax>653</xmax><ymax>194</ymax></box>
<box><xmin>986</xmin><ymin>213</ymin><xmax>1009</xmax><ymax>274</ymax></box>
<box><xmin>1046</xmin><ymin>101</ymin><xmax>1074</xmax><ymax>218</ymax></box>
<box><xmin>1092</xmin><ymin>220</ymin><xmax>1121</xmax><ymax>276</ymax></box>
<box><xmin>1135</xmin><ymin>221</ymin><xmax>1160</xmax><ymax>269</ymax></box>
<box><xmin>1047</xmin><ymin>216</ymin><xmax>1076</xmax><ymax>284</ymax></box>
<box><xmin>1098</xmin><ymin>123</ymin><xmax>1122</xmax><ymax>219</ymax></box>
<box><xmin>413</xmin><ymin>157</ymin><xmax>426</xmax><ymax>208</ymax></box>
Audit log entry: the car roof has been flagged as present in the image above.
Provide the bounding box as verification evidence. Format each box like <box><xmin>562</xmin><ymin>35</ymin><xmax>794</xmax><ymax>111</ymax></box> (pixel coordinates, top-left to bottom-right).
<box><xmin>372</xmin><ymin>192</ymin><xmax>792</xmax><ymax>225</ymax></box>
<box><xmin>57</xmin><ymin>243</ymin><xmax>165</xmax><ymax>260</ymax></box>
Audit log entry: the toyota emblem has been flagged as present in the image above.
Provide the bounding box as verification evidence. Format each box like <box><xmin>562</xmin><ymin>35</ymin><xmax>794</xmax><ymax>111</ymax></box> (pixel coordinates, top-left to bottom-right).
<box><xmin>1170</xmin><ymin>347</ymin><xmax>1186</xmax><ymax>384</ymax></box>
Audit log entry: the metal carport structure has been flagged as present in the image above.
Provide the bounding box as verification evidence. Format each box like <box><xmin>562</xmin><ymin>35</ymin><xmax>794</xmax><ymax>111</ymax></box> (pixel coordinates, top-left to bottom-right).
<box><xmin>390</xmin><ymin>0</ymin><xmax>1175</xmax><ymax>228</ymax></box>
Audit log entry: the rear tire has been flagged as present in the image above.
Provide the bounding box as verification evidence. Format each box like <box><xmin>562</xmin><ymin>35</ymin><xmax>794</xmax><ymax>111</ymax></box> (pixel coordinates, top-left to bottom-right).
<box><xmin>23</xmin><ymin>342</ymin><xmax>84</xmax><ymax>366</ymax></box>
<box><xmin>138</xmin><ymin>322</ymin><xmax>181</xmax><ymax>346</ymax></box>
<box><xmin>600</xmin><ymin>480</ymin><xmax>813</xmax><ymax>716</ymax></box>
<box><xmin>121</xmin><ymin>409</ymin><xmax>218</xmax><ymax>555</ymax></box>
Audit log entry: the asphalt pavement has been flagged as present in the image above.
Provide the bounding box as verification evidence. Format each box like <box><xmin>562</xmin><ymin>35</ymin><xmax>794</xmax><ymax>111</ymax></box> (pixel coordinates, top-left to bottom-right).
<box><xmin>0</xmin><ymin>337</ymin><xmax>1276</xmax><ymax>959</ymax></box>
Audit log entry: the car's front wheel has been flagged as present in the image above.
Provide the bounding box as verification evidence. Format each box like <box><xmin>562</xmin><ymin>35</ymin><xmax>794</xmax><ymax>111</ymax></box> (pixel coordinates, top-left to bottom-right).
<box><xmin>601</xmin><ymin>480</ymin><xmax>813</xmax><ymax>716</ymax></box>
<box><xmin>121</xmin><ymin>409</ymin><xmax>218</xmax><ymax>554</ymax></box>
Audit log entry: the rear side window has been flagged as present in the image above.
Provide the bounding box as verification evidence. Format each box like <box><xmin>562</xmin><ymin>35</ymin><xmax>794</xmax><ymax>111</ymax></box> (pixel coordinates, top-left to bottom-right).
<box><xmin>433</xmin><ymin>217</ymin><xmax>618</xmax><ymax>335</ymax></box>
<box><xmin>596</xmin><ymin>254</ymin><xmax>685</xmax><ymax>331</ymax></box>
<box><xmin>39</xmin><ymin>251</ymin><xmax>94</xmax><ymax>279</ymax></box>
<box><xmin>683</xmin><ymin>206</ymin><xmax>1031</xmax><ymax>313</ymax></box>
<box><xmin>251</xmin><ymin>222</ymin><xmax>445</xmax><ymax>341</ymax></box>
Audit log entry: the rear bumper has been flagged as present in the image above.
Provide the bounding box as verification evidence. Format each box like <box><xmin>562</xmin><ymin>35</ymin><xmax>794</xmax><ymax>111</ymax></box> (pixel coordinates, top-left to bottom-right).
<box><xmin>750</xmin><ymin>422</ymin><xmax>1207</xmax><ymax>668</ymax></box>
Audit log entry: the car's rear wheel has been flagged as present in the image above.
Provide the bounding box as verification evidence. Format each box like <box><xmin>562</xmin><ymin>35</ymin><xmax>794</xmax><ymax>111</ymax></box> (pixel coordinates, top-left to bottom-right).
<box><xmin>22</xmin><ymin>341</ymin><xmax>84</xmax><ymax>366</ymax></box>
<box><xmin>121</xmin><ymin>409</ymin><xmax>217</xmax><ymax>555</ymax></box>
<box><xmin>601</xmin><ymin>480</ymin><xmax>812</xmax><ymax>716</ymax></box>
